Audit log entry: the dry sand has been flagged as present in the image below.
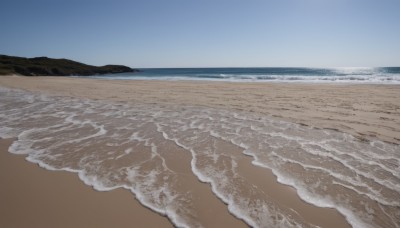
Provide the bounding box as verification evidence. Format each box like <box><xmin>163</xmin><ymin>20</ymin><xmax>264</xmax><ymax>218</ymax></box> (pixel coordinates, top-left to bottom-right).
<box><xmin>0</xmin><ymin>75</ymin><xmax>399</xmax><ymax>227</ymax></box>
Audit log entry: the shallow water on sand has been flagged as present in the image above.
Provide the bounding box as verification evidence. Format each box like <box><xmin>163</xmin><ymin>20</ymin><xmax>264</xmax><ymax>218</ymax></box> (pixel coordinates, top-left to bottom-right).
<box><xmin>0</xmin><ymin>87</ymin><xmax>399</xmax><ymax>228</ymax></box>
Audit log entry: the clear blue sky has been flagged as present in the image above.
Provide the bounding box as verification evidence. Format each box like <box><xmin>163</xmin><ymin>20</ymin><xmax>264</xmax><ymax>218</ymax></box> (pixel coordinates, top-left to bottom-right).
<box><xmin>1</xmin><ymin>0</ymin><xmax>399</xmax><ymax>68</ymax></box>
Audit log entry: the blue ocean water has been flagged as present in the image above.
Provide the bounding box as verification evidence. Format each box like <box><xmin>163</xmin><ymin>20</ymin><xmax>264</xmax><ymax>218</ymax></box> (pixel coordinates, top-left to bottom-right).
<box><xmin>92</xmin><ymin>67</ymin><xmax>400</xmax><ymax>83</ymax></box>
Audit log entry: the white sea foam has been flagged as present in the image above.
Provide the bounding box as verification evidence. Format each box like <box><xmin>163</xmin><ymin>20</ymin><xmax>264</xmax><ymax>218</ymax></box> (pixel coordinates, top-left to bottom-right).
<box><xmin>0</xmin><ymin>86</ymin><xmax>399</xmax><ymax>228</ymax></box>
<box><xmin>90</xmin><ymin>71</ymin><xmax>400</xmax><ymax>84</ymax></box>
<box><xmin>0</xmin><ymin>126</ymin><xmax>19</xmax><ymax>139</ymax></box>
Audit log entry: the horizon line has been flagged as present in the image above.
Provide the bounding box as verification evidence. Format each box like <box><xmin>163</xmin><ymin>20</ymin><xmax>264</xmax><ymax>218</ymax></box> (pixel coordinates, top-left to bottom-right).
<box><xmin>133</xmin><ymin>66</ymin><xmax>400</xmax><ymax>69</ymax></box>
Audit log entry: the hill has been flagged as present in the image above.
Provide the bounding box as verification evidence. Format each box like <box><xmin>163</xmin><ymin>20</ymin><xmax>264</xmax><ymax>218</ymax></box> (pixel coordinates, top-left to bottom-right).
<box><xmin>0</xmin><ymin>55</ymin><xmax>137</xmax><ymax>76</ymax></box>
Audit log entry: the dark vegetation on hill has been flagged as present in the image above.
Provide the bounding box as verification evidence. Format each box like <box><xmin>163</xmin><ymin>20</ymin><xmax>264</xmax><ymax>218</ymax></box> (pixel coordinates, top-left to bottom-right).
<box><xmin>0</xmin><ymin>54</ymin><xmax>137</xmax><ymax>76</ymax></box>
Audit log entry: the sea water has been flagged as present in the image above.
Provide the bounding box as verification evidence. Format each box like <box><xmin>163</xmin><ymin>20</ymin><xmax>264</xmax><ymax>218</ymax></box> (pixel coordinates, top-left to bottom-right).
<box><xmin>90</xmin><ymin>67</ymin><xmax>400</xmax><ymax>83</ymax></box>
<box><xmin>0</xmin><ymin>87</ymin><xmax>399</xmax><ymax>227</ymax></box>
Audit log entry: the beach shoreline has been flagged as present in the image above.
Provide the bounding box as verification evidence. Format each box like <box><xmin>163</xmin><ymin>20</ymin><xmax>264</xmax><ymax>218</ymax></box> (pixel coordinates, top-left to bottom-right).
<box><xmin>1</xmin><ymin>75</ymin><xmax>399</xmax><ymax>227</ymax></box>
<box><xmin>1</xmin><ymin>76</ymin><xmax>399</xmax><ymax>144</ymax></box>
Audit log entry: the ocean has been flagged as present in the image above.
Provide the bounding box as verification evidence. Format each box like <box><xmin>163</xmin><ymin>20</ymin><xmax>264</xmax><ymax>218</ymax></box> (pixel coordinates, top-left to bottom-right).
<box><xmin>91</xmin><ymin>67</ymin><xmax>400</xmax><ymax>83</ymax></box>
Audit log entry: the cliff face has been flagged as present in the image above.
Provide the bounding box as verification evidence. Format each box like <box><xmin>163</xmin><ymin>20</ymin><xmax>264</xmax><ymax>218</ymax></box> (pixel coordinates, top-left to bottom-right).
<box><xmin>0</xmin><ymin>55</ymin><xmax>137</xmax><ymax>76</ymax></box>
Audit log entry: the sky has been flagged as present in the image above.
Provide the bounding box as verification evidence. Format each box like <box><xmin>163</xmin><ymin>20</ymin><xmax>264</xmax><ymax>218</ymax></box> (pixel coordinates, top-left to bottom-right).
<box><xmin>1</xmin><ymin>0</ymin><xmax>399</xmax><ymax>68</ymax></box>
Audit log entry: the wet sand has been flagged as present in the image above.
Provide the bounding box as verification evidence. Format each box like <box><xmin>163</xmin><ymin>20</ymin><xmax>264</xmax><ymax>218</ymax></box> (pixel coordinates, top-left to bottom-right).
<box><xmin>0</xmin><ymin>138</ymin><xmax>173</xmax><ymax>228</ymax></box>
<box><xmin>1</xmin><ymin>75</ymin><xmax>399</xmax><ymax>227</ymax></box>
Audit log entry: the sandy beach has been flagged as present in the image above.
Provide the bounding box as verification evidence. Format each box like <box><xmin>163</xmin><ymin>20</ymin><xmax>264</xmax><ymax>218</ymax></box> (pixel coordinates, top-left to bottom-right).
<box><xmin>0</xmin><ymin>76</ymin><xmax>399</xmax><ymax>227</ymax></box>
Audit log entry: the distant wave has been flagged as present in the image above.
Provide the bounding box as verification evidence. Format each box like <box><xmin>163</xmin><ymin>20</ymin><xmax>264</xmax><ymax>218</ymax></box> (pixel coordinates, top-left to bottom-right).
<box><xmin>89</xmin><ymin>67</ymin><xmax>400</xmax><ymax>84</ymax></box>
